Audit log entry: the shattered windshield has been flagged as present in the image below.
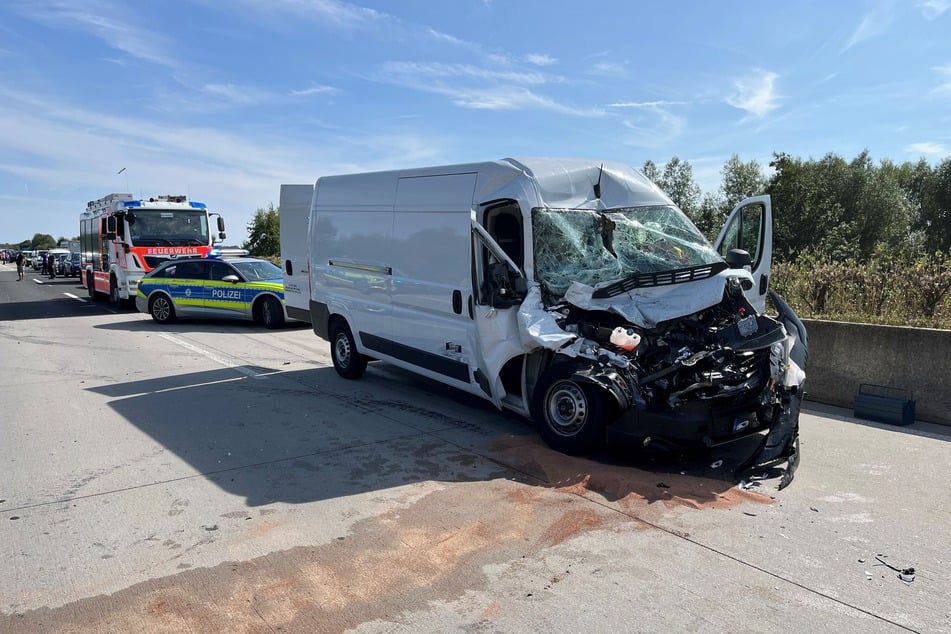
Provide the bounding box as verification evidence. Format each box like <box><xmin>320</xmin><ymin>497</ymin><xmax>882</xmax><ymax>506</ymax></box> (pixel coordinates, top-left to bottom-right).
<box><xmin>129</xmin><ymin>210</ymin><xmax>210</xmax><ymax>246</ymax></box>
<box><xmin>532</xmin><ymin>205</ymin><xmax>723</xmax><ymax>298</ymax></box>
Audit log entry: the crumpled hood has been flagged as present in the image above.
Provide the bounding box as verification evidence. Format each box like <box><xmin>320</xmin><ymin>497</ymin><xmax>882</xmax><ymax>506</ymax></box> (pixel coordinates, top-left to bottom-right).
<box><xmin>565</xmin><ymin>268</ymin><xmax>754</xmax><ymax>328</ymax></box>
<box><xmin>516</xmin><ymin>268</ymin><xmax>756</xmax><ymax>351</ymax></box>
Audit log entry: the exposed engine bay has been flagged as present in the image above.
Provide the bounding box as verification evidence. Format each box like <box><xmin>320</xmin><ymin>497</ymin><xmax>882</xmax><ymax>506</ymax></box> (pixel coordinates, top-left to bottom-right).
<box><xmin>524</xmin><ymin>276</ymin><xmax>807</xmax><ymax>489</ymax></box>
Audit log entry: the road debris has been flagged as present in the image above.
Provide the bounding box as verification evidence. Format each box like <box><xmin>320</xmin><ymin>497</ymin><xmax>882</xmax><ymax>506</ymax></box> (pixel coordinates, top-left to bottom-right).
<box><xmin>874</xmin><ymin>555</ymin><xmax>916</xmax><ymax>584</ymax></box>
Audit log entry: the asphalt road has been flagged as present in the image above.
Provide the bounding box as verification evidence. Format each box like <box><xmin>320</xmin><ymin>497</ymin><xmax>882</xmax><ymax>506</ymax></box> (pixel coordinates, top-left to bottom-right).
<box><xmin>1</xmin><ymin>262</ymin><xmax>949</xmax><ymax>633</ymax></box>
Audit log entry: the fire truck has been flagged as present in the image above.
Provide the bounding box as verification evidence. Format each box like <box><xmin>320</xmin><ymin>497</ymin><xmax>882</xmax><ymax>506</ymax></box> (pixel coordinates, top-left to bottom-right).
<box><xmin>80</xmin><ymin>193</ymin><xmax>226</xmax><ymax>304</ymax></box>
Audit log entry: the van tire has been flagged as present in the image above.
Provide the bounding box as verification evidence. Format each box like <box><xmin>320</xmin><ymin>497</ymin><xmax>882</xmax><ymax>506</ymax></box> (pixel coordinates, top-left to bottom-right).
<box><xmin>260</xmin><ymin>296</ymin><xmax>285</xmax><ymax>329</ymax></box>
<box><xmin>531</xmin><ymin>363</ymin><xmax>605</xmax><ymax>455</ymax></box>
<box><xmin>330</xmin><ymin>321</ymin><xmax>367</xmax><ymax>379</ymax></box>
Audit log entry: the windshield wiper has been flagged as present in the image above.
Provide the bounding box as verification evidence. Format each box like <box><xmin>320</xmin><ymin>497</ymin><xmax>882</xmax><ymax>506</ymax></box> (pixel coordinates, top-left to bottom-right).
<box><xmin>599</xmin><ymin>213</ymin><xmax>617</xmax><ymax>258</ymax></box>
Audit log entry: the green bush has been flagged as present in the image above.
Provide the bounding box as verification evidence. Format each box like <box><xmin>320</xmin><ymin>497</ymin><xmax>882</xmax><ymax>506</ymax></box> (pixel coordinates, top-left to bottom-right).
<box><xmin>771</xmin><ymin>250</ymin><xmax>951</xmax><ymax>329</ymax></box>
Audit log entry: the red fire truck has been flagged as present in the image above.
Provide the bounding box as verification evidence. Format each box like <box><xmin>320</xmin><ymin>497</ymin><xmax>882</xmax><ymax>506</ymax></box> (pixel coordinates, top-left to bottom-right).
<box><xmin>80</xmin><ymin>193</ymin><xmax>226</xmax><ymax>304</ymax></box>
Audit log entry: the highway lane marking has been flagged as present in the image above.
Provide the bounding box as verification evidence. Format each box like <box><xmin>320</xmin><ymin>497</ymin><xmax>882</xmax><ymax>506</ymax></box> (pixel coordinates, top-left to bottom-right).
<box><xmin>157</xmin><ymin>332</ymin><xmax>265</xmax><ymax>379</ymax></box>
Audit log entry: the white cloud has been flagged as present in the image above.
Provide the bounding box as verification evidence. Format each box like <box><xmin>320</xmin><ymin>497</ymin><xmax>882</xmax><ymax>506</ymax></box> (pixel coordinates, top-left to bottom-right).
<box><xmin>589</xmin><ymin>61</ymin><xmax>629</xmax><ymax>77</ymax></box>
<box><xmin>202</xmin><ymin>83</ymin><xmax>282</xmax><ymax>105</ymax></box>
<box><xmin>377</xmin><ymin>61</ymin><xmax>603</xmax><ymax>116</ymax></box>
<box><xmin>919</xmin><ymin>0</ymin><xmax>951</xmax><ymax>19</ymax></box>
<box><xmin>13</xmin><ymin>0</ymin><xmax>178</xmax><ymax>68</ymax></box>
<box><xmin>725</xmin><ymin>69</ymin><xmax>780</xmax><ymax>118</ymax></box>
<box><xmin>381</xmin><ymin>61</ymin><xmax>557</xmax><ymax>86</ymax></box>
<box><xmin>905</xmin><ymin>142</ymin><xmax>947</xmax><ymax>155</ymax></box>
<box><xmin>842</xmin><ymin>9</ymin><xmax>893</xmax><ymax>52</ymax></box>
<box><xmin>934</xmin><ymin>63</ymin><xmax>951</xmax><ymax>92</ymax></box>
<box><xmin>608</xmin><ymin>101</ymin><xmax>686</xmax><ymax>109</ymax></box>
<box><xmin>243</xmin><ymin>0</ymin><xmax>387</xmax><ymax>28</ymax></box>
<box><xmin>224</xmin><ymin>0</ymin><xmax>479</xmax><ymax>55</ymax></box>
<box><xmin>289</xmin><ymin>85</ymin><xmax>339</xmax><ymax>97</ymax></box>
<box><xmin>449</xmin><ymin>87</ymin><xmax>604</xmax><ymax>117</ymax></box>
<box><xmin>524</xmin><ymin>53</ymin><xmax>557</xmax><ymax>67</ymax></box>
<box><xmin>614</xmin><ymin>104</ymin><xmax>687</xmax><ymax>149</ymax></box>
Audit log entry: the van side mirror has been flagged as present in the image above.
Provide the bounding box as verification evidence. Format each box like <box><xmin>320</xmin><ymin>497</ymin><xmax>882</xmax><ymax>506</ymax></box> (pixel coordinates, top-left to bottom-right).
<box><xmin>725</xmin><ymin>248</ymin><xmax>752</xmax><ymax>269</ymax></box>
<box><xmin>484</xmin><ymin>261</ymin><xmax>527</xmax><ymax>308</ymax></box>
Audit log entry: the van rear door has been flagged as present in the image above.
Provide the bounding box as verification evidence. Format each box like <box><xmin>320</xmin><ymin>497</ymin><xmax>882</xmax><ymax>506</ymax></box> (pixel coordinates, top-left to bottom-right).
<box><xmin>279</xmin><ymin>184</ymin><xmax>314</xmax><ymax>323</ymax></box>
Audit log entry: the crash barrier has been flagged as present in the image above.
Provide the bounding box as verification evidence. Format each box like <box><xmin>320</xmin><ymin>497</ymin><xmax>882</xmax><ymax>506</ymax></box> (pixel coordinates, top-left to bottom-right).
<box><xmin>853</xmin><ymin>384</ymin><xmax>916</xmax><ymax>426</ymax></box>
<box><xmin>802</xmin><ymin>319</ymin><xmax>951</xmax><ymax>426</ymax></box>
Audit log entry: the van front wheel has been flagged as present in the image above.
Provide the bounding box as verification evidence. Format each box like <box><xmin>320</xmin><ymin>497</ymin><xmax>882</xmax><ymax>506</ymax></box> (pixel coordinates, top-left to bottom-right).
<box><xmin>330</xmin><ymin>322</ymin><xmax>367</xmax><ymax>379</ymax></box>
<box><xmin>531</xmin><ymin>363</ymin><xmax>606</xmax><ymax>455</ymax></box>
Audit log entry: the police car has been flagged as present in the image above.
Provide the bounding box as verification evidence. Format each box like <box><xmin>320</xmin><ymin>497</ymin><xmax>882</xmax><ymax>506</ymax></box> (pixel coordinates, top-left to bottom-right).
<box><xmin>135</xmin><ymin>255</ymin><xmax>289</xmax><ymax>328</ymax></box>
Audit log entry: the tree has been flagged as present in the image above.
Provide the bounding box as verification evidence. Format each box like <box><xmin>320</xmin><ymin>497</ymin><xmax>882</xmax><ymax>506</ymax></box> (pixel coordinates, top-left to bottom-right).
<box><xmin>642</xmin><ymin>157</ymin><xmax>702</xmax><ymax>224</ymax></box>
<box><xmin>720</xmin><ymin>154</ymin><xmax>767</xmax><ymax>207</ymax></box>
<box><xmin>920</xmin><ymin>157</ymin><xmax>951</xmax><ymax>253</ymax></box>
<box><xmin>641</xmin><ymin>160</ymin><xmax>660</xmax><ymax>184</ymax></box>
<box><xmin>243</xmin><ymin>203</ymin><xmax>280</xmax><ymax>258</ymax></box>
<box><xmin>659</xmin><ymin>157</ymin><xmax>701</xmax><ymax>218</ymax></box>
<box><xmin>31</xmin><ymin>233</ymin><xmax>57</xmax><ymax>249</ymax></box>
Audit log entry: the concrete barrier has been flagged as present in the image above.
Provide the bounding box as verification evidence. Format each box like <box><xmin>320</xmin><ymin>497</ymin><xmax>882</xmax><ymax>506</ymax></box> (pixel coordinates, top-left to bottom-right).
<box><xmin>802</xmin><ymin>319</ymin><xmax>951</xmax><ymax>425</ymax></box>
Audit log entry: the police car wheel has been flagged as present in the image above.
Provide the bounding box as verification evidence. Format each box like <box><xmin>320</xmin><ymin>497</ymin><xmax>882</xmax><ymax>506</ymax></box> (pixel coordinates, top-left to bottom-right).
<box><xmin>149</xmin><ymin>294</ymin><xmax>176</xmax><ymax>324</ymax></box>
<box><xmin>260</xmin><ymin>296</ymin><xmax>285</xmax><ymax>329</ymax></box>
<box><xmin>330</xmin><ymin>321</ymin><xmax>367</xmax><ymax>379</ymax></box>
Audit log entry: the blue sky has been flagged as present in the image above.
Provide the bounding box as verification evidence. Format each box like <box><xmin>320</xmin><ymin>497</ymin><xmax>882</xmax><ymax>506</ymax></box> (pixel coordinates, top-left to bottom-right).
<box><xmin>1</xmin><ymin>0</ymin><xmax>949</xmax><ymax>246</ymax></box>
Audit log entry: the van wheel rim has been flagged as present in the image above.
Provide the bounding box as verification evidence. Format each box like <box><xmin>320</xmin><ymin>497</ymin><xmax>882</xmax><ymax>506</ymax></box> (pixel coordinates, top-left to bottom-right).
<box><xmin>335</xmin><ymin>335</ymin><xmax>352</xmax><ymax>367</ymax></box>
<box><xmin>546</xmin><ymin>381</ymin><xmax>587</xmax><ymax>436</ymax></box>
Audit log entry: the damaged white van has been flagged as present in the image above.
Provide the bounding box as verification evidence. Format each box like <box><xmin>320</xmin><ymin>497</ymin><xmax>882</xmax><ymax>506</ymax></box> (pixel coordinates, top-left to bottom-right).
<box><xmin>281</xmin><ymin>158</ymin><xmax>807</xmax><ymax>486</ymax></box>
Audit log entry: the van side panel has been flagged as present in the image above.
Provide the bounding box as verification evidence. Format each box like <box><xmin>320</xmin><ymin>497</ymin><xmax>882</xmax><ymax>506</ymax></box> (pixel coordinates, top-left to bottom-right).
<box><xmin>388</xmin><ymin>173</ymin><xmax>480</xmax><ymax>389</ymax></box>
<box><xmin>311</xmin><ymin>172</ymin><xmax>397</xmax><ymax>349</ymax></box>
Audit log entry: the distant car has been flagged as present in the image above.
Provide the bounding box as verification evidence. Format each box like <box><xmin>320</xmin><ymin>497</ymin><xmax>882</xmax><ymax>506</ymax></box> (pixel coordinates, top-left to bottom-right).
<box><xmin>55</xmin><ymin>253</ymin><xmax>70</xmax><ymax>276</ymax></box>
<box><xmin>135</xmin><ymin>256</ymin><xmax>289</xmax><ymax>328</ymax></box>
<box><xmin>65</xmin><ymin>253</ymin><xmax>82</xmax><ymax>277</ymax></box>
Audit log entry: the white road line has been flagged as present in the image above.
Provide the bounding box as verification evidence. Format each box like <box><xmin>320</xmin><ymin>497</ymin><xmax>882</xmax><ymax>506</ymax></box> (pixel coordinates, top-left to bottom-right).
<box><xmin>64</xmin><ymin>292</ymin><xmax>84</xmax><ymax>301</ymax></box>
<box><xmin>157</xmin><ymin>332</ymin><xmax>264</xmax><ymax>379</ymax></box>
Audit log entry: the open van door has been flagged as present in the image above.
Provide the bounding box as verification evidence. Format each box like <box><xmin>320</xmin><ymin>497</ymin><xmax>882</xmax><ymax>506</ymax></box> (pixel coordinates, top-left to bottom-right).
<box><xmin>469</xmin><ymin>215</ymin><xmax>529</xmax><ymax>410</ymax></box>
<box><xmin>279</xmin><ymin>184</ymin><xmax>315</xmax><ymax>323</ymax></box>
<box><xmin>713</xmin><ymin>195</ymin><xmax>772</xmax><ymax>314</ymax></box>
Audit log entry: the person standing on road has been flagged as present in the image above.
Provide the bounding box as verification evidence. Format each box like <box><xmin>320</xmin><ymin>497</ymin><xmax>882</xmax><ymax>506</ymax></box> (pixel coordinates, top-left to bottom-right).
<box><xmin>49</xmin><ymin>255</ymin><xmax>57</xmax><ymax>280</ymax></box>
<box><xmin>15</xmin><ymin>251</ymin><xmax>25</xmax><ymax>281</ymax></box>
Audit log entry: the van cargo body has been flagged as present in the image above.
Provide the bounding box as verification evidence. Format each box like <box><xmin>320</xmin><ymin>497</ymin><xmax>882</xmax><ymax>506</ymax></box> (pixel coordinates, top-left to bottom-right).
<box><xmin>286</xmin><ymin>158</ymin><xmax>807</xmax><ymax>485</ymax></box>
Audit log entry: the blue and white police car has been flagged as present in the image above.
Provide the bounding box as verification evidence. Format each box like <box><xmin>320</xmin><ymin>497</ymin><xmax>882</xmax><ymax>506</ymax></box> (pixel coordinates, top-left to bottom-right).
<box><xmin>135</xmin><ymin>255</ymin><xmax>289</xmax><ymax>328</ymax></box>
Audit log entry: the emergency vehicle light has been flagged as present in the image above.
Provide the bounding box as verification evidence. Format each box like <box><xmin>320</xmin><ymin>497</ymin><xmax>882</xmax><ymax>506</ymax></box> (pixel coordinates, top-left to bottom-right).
<box><xmin>119</xmin><ymin>200</ymin><xmax>142</xmax><ymax>208</ymax></box>
<box><xmin>209</xmin><ymin>248</ymin><xmax>250</xmax><ymax>259</ymax></box>
<box><xmin>189</xmin><ymin>202</ymin><xmax>207</xmax><ymax>209</ymax></box>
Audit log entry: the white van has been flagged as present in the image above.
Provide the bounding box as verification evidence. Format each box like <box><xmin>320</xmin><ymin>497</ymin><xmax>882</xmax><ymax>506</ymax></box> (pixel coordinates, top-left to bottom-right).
<box><xmin>281</xmin><ymin>158</ymin><xmax>808</xmax><ymax>484</ymax></box>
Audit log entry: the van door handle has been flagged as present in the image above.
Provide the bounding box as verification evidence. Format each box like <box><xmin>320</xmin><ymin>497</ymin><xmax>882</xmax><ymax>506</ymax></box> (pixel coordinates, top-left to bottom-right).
<box><xmin>452</xmin><ymin>290</ymin><xmax>462</xmax><ymax>314</ymax></box>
